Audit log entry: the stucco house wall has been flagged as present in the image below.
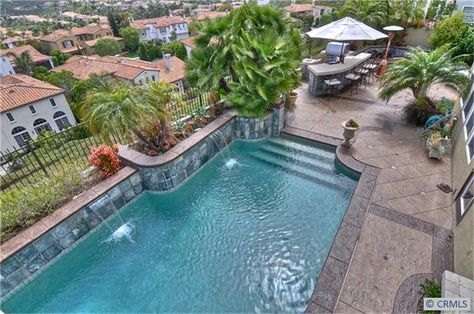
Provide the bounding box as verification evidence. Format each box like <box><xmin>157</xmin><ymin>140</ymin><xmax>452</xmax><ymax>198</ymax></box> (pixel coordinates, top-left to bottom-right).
<box><xmin>451</xmin><ymin>69</ymin><xmax>474</xmax><ymax>279</ymax></box>
<box><xmin>1</xmin><ymin>93</ymin><xmax>76</xmax><ymax>152</ymax></box>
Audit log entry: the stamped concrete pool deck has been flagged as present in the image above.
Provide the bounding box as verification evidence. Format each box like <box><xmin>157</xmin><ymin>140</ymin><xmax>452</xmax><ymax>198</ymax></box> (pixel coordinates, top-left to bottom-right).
<box><xmin>288</xmin><ymin>82</ymin><xmax>455</xmax><ymax>313</ymax></box>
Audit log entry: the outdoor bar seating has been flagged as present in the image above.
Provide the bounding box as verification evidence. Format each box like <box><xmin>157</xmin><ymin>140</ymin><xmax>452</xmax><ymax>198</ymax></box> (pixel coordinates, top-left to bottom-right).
<box><xmin>305</xmin><ymin>17</ymin><xmax>388</xmax><ymax>96</ymax></box>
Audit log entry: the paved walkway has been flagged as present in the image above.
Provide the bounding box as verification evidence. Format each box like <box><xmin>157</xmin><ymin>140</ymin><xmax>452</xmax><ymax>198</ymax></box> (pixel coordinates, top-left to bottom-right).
<box><xmin>288</xmin><ymin>82</ymin><xmax>455</xmax><ymax>313</ymax></box>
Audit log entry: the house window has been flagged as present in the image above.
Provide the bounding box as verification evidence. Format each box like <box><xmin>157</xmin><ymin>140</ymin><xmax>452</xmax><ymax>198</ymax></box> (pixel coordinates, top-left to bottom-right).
<box><xmin>457</xmin><ymin>174</ymin><xmax>474</xmax><ymax>223</ymax></box>
<box><xmin>33</xmin><ymin>118</ymin><xmax>52</xmax><ymax>135</ymax></box>
<box><xmin>6</xmin><ymin>113</ymin><xmax>14</xmax><ymax>122</ymax></box>
<box><xmin>463</xmin><ymin>83</ymin><xmax>474</xmax><ymax>161</ymax></box>
<box><xmin>29</xmin><ymin>105</ymin><xmax>36</xmax><ymax>114</ymax></box>
<box><xmin>50</xmin><ymin>98</ymin><xmax>57</xmax><ymax>107</ymax></box>
<box><xmin>62</xmin><ymin>40</ymin><xmax>73</xmax><ymax>48</ymax></box>
<box><xmin>53</xmin><ymin>111</ymin><xmax>71</xmax><ymax>130</ymax></box>
<box><xmin>152</xmin><ymin>75</ymin><xmax>156</xmax><ymax>81</ymax></box>
<box><xmin>11</xmin><ymin>126</ymin><xmax>31</xmax><ymax>147</ymax></box>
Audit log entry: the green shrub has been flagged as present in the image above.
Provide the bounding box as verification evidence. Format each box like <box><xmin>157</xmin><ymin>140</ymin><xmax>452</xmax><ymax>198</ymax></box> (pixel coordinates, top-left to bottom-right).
<box><xmin>420</xmin><ymin>279</ymin><xmax>441</xmax><ymax>314</ymax></box>
<box><xmin>0</xmin><ymin>161</ymin><xmax>91</xmax><ymax>241</ymax></box>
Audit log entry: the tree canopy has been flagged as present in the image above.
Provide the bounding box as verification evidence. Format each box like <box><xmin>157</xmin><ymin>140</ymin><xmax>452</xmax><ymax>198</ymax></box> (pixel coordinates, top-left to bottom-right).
<box><xmin>138</xmin><ymin>41</ymin><xmax>163</xmax><ymax>61</ymax></box>
<box><xmin>186</xmin><ymin>3</ymin><xmax>302</xmax><ymax>117</ymax></box>
<box><xmin>161</xmin><ymin>40</ymin><xmax>187</xmax><ymax>61</ymax></box>
<box><xmin>119</xmin><ymin>27</ymin><xmax>140</xmax><ymax>51</ymax></box>
<box><xmin>95</xmin><ymin>38</ymin><xmax>122</xmax><ymax>56</ymax></box>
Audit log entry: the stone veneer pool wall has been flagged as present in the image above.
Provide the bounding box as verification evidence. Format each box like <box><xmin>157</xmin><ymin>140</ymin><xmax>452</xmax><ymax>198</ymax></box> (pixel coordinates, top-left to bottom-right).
<box><xmin>0</xmin><ymin>172</ymin><xmax>144</xmax><ymax>298</ymax></box>
<box><xmin>124</xmin><ymin>109</ymin><xmax>283</xmax><ymax>192</ymax></box>
<box><xmin>0</xmin><ymin>109</ymin><xmax>284</xmax><ymax>298</ymax></box>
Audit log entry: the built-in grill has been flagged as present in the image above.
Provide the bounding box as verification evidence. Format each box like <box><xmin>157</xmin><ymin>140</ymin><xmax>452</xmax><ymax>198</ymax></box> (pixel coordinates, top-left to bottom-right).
<box><xmin>325</xmin><ymin>42</ymin><xmax>349</xmax><ymax>64</ymax></box>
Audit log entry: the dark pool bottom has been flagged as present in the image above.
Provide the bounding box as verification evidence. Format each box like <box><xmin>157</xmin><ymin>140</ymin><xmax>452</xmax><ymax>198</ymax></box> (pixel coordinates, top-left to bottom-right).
<box><xmin>2</xmin><ymin>135</ymin><xmax>358</xmax><ymax>313</ymax></box>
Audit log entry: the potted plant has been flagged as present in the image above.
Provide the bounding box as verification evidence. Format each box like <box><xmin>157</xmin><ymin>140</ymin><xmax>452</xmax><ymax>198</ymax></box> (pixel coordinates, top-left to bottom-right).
<box><xmin>426</xmin><ymin>131</ymin><xmax>448</xmax><ymax>159</ymax></box>
<box><xmin>287</xmin><ymin>91</ymin><xmax>298</xmax><ymax>111</ymax></box>
<box><xmin>341</xmin><ymin>118</ymin><xmax>360</xmax><ymax>147</ymax></box>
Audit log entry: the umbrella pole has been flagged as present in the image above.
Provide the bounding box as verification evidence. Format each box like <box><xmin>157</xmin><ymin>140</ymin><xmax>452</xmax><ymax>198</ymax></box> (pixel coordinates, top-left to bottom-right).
<box><xmin>339</xmin><ymin>41</ymin><xmax>345</xmax><ymax>64</ymax></box>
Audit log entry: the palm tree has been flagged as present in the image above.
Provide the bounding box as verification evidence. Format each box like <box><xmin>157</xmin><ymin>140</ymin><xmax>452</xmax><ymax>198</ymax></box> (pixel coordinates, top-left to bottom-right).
<box><xmin>8</xmin><ymin>51</ymin><xmax>33</xmax><ymax>74</ymax></box>
<box><xmin>379</xmin><ymin>48</ymin><xmax>470</xmax><ymax>125</ymax></box>
<box><xmin>186</xmin><ymin>3</ymin><xmax>303</xmax><ymax>117</ymax></box>
<box><xmin>80</xmin><ymin>80</ymin><xmax>168</xmax><ymax>151</ymax></box>
<box><xmin>340</xmin><ymin>0</ymin><xmax>389</xmax><ymax>28</ymax></box>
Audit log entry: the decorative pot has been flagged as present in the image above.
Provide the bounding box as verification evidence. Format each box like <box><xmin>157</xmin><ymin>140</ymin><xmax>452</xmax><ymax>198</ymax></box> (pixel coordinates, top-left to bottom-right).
<box><xmin>288</xmin><ymin>92</ymin><xmax>297</xmax><ymax>108</ymax></box>
<box><xmin>341</xmin><ymin>121</ymin><xmax>360</xmax><ymax>147</ymax></box>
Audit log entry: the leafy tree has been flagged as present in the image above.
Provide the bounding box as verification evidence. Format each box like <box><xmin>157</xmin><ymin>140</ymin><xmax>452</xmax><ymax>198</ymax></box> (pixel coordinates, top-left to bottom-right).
<box><xmin>79</xmin><ymin>80</ymin><xmax>170</xmax><ymax>151</ymax></box>
<box><xmin>95</xmin><ymin>38</ymin><xmax>122</xmax><ymax>56</ymax></box>
<box><xmin>50</xmin><ymin>49</ymin><xmax>71</xmax><ymax>66</ymax></box>
<box><xmin>138</xmin><ymin>41</ymin><xmax>163</xmax><ymax>61</ymax></box>
<box><xmin>115</xmin><ymin>13</ymin><xmax>131</xmax><ymax>28</ymax></box>
<box><xmin>107</xmin><ymin>12</ymin><xmax>120</xmax><ymax>37</ymax></box>
<box><xmin>454</xmin><ymin>29</ymin><xmax>474</xmax><ymax>66</ymax></box>
<box><xmin>318</xmin><ymin>13</ymin><xmax>334</xmax><ymax>26</ymax></box>
<box><xmin>119</xmin><ymin>27</ymin><xmax>140</xmax><ymax>51</ymax></box>
<box><xmin>429</xmin><ymin>13</ymin><xmax>469</xmax><ymax>48</ymax></box>
<box><xmin>186</xmin><ymin>3</ymin><xmax>302</xmax><ymax>117</ymax></box>
<box><xmin>379</xmin><ymin>48</ymin><xmax>470</xmax><ymax>125</ymax></box>
<box><xmin>8</xmin><ymin>51</ymin><xmax>33</xmax><ymax>74</ymax></box>
<box><xmin>426</xmin><ymin>0</ymin><xmax>456</xmax><ymax>20</ymax></box>
<box><xmin>161</xmin><ymin>40</ymin><xmax>187</xmax><ymax>60</ymax></box>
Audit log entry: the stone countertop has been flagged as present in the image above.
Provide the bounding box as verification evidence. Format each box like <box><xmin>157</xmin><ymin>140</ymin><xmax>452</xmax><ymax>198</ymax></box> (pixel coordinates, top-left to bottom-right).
<box><xmin>308</xmin><ymin>52</ymin><xmax>372</xmax><ymax>76</ymax></box>
<box><xmin>118</xmin><ymin>111</ymin><xmax>236</xmax><ymax>168</ymax></box>
<box><xmin>0</xmin><ymin>166</ymin><xmax>137</xmax><ymax>262</ymax></box>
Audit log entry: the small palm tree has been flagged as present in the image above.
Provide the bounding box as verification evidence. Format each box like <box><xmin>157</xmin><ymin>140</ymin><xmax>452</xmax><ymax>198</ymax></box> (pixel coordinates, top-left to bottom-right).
<box><xmin>80</xmin><ymin>80</ymin><xmax>168</xmax><ymax>151</ymax></box>
<box><xmin>379</xmin><ymin>48</ymin><xmax>470</xmax><ymax>125</ymax></box>
<box><xmin>8</xmin><ymin>51</ymin><xmax>33</xmax><ymax>74</ymax></box>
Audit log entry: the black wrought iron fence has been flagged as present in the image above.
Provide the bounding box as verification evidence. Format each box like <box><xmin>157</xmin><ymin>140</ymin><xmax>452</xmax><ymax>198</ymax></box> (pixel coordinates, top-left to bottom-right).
<box><xmin>167</xmin><ymin>87</ymin><xmax>211</xmax><ymax>122</ymax></box>
<box><xmin>0</xmin><ymin>123</ymin><xmax>130</xmax><ymax>192</ymax></box>
<box><xmin>1</xmin><ymin>87</ymin><xmax>213</xmax><ymax>192</ymax></box>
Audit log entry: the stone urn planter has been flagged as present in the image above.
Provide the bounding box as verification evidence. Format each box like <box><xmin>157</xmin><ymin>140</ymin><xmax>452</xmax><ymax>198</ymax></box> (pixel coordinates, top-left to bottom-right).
<box><xmin>287</xmin><ymin>91</ymin><xmax>297</xmax><ymax>110</ymax></box>
<box><xmin>341</xmin><ymin>119</ymin><xmax>360</xmax><ymax>148</ymax></box>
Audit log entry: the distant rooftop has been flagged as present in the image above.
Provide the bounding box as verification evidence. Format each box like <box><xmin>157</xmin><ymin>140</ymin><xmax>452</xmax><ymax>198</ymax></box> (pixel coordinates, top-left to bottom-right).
<box><xmin>0</xmin><ymin>74</ymin><xmax>64</xmax><ymax>112</ymax></box>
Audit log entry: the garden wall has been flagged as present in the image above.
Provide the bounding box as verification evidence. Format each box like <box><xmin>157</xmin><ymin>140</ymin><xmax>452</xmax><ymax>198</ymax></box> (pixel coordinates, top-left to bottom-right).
<box><xmin>0</xmin><ymin>169</ymin><xmax>143</xmax><ymax>298</ymax></box>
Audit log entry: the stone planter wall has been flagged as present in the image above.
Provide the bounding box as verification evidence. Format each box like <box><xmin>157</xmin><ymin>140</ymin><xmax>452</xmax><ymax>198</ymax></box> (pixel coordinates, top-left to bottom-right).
<box><xmin>0</xmin><ymin>171</ymin><xmax>144</xmax><ymax>298</ymax></box>
<box><xmin>140</xmin><ymin>119</ymin><xmax>235</xmax><ymax>191</ymax></box>
<box><xmin>123</xmin><ymin>109</ymin><xmax>284</xmax><ymax>192</ymax></box>
<box><xmin>234</xmin><ymin>112</ymin><xmax>274</xmax><ymax>139</ymax></box>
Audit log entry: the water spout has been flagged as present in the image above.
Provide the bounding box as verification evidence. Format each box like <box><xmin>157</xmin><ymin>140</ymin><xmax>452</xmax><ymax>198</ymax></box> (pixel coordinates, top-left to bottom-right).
<box><xmin>212</xmin><ymin>130</ymin><xmax>233</xmax><ymax>163</ymax></box>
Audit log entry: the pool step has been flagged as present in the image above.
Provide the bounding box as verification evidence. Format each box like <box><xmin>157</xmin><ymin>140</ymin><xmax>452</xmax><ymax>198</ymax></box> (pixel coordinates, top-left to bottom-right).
<box><xmin>266</xmin><ymin>137</ymin><xmax>335</xmax><ymax>161</ymax></box>
<box><xmin>248</xmin><ymin>151</ymin><xmax>341</xmax><ymax>189</ymax></box>
<box><xmin>258</xmin><ymin>144</ymin><xmax>335</xmax><ymax>173</ymax></box>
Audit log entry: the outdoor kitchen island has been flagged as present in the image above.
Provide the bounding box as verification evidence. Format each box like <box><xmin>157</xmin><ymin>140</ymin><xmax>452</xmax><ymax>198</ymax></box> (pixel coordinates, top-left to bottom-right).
<box><xmin>308</xmin><ymin>52</ymin><xmax>372</xmax><ymax>96</ymax></box>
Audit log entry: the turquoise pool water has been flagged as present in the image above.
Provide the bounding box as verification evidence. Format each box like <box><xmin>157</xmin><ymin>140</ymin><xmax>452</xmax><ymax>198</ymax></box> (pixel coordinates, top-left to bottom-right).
<box><xmin>2</xmin><ymin>135</ymin><xmax>358</xmax><ymax>313</ymax></box>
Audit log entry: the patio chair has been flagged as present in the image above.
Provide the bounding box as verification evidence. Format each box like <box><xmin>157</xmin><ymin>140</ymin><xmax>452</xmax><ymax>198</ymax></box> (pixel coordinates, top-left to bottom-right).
<box><xmin>355</xmin><ymin>67</ymin><xmax>369</xmax><ymax>88</ymax></box>
<box><xmin>344</xmin><ymin>73</ymin><xmax>361</xmax><ymax>95</ymax></box>
<box><xmin>323</xmin><ymin>77</ymin><xmax>342</xmax><ymax>95</ymax></box>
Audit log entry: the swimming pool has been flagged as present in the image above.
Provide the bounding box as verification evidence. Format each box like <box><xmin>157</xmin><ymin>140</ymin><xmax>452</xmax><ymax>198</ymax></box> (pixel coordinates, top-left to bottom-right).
<box><xmin>2</xmin><ymin>135</ymin><xmax>358</xmax><ymax>313</ymax></box>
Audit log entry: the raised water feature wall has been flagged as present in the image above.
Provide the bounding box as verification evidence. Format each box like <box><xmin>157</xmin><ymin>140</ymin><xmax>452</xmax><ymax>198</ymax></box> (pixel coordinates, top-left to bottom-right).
<box><xmin>120</xmin><ymin>109</ymin><xmax>284</xmax><ymax>192</ymax></box>
<box><xmin>0</xmin><ymin>171</ymin><xmax>144</xmax><ymax>298</ymax></box>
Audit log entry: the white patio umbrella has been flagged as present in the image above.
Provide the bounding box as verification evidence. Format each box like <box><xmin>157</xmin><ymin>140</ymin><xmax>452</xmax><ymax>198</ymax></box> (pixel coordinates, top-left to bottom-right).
<box><xmin>305</xmin><ymin>17</ymin><xmax>388</xmax><ymax>41</ymax></box>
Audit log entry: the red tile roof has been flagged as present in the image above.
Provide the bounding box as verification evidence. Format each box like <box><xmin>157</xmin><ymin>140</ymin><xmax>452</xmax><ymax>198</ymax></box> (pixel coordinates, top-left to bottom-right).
<box><xmin>180</xmin><ymin>36</ymin><xmax>197</xmax><ymax>49</ymax></box>
<box><xmin>52</xmin><ymin>54</ymin><xmax>185</xmax><ymax>83</ymax></box>
<box><xmin>0</xmin><ymin>74</ymin><xmax>64</xmax><ymax>112</ymax></box>
<box><xmin>0</xmin><ymin>45</ymin><xmax>52</xmax><ymax>66</ymax></box>
<box><xmin>131</xmin><ymin>16</ymin><xmax>186</xmax><ymax>30</ymax></box>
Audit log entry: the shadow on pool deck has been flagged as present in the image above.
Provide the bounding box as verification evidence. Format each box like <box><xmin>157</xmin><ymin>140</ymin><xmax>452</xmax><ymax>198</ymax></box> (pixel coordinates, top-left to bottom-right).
<box><xmin>289</xmin><ymin>82</ymin><xmax>454</xmax><ymax>313</ymax></box>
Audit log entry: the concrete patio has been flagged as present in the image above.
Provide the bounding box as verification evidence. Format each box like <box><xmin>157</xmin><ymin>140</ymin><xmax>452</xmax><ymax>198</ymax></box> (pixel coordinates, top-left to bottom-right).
<box><xmin>288</xmin><ymin>82</ymin><xmax>455</xmax><ymax>313</ymax></box>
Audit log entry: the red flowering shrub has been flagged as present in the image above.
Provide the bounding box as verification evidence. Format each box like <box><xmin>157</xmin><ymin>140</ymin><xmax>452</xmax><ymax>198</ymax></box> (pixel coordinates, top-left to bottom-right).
<box><xmin>88</xmin><ymin>144</ymin><xmax>121</xmax><ymax>179</ymax></box>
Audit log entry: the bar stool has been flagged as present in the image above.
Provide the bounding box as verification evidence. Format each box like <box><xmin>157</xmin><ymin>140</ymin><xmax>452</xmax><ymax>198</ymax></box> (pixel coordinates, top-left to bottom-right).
<box><xmin>363</xmin><ymin>63</ymin><xmax>378</xmax><ymax>83</ymax></box>
<box><xmin>355</xmin><ymin>67</ymin><xmax>369</xmax><ymax>88</ymax></box>
<box><xmin>344</xmin><ymin>73</ymin><xmax>361</xmax><ymax>95</ymax></box>
<box><xmin>323</xmin><ymin>77</ymin><xmax>342</xmax><ymax>95</ymax></box>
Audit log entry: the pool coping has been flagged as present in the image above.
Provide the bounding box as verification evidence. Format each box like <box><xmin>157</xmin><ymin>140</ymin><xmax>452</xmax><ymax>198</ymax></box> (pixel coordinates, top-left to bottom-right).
<box><xmin>0</xmin><ymin>167</ymin><xmax>138</xmax><ymax>263</ymax></box>
<box><xmin>281</xmin><ymin>127</ymin><xmax>380</xmax><ymax>314</ymax></box>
